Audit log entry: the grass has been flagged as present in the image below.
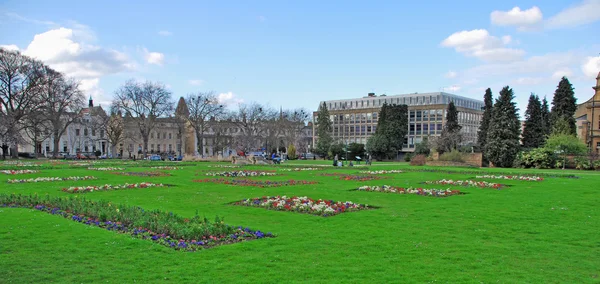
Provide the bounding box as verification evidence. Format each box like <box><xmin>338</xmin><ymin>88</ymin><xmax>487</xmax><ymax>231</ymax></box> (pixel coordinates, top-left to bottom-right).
<box><xmin>1</xmin><ymin>159</ymin><xmax>599</xmax><ymax>283</ymax></box>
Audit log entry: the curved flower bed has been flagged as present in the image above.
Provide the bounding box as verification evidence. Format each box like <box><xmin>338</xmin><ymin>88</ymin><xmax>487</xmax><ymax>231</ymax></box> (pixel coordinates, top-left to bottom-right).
<box><xmin>1</xmin><ymin>170</ymin><xmax>39</xmax><ymax>175</ymax></box>
<box><xmin>280</xmin><ymin>167</ymin><xmax>323</xmax><ymax>171</ymax></box>
<box><xmin>233</xmin><ymin>196</ymin><xmax>370</xmax><ymax>217</ymax></box>
<box><xmin>150</xmin><ymin>166</ymin><xmax>181</xmax><ymax>170</ymax></box>
<box><xmin>205</xmin><ymin>170</ymin><xmax>277</xmax><ymax>177</ymax></box>
<box><xmin>320</xmin><ymin>173</ymin><xmax>382</xmax><ymax>181</ymax></box>
<box><xmin>194</xmin><ymin>179</ymin><xmax>317</xmax><ymax>188</ymax></box>
<box><xmin>357</xmin><ymin>185</ymin><xmax>462</xmax><ymax>197</ymax></box>
<box><xmin>62</xmin><ymin>182</ymin><xmax>169</xmax><ymax>193</ymax></box>
<box><xmin>475</xmin><ymin>175</ymin><xmax>543</xmax><ymax>181</ymax></box>
<box><xmin>0</xmin><ymin>194</ymin><xmax>273</xmax><ymax>251</ymax></box>
<box><xmin>112</xmin><ymin>171</ymin><xmax>171</xmax><ymax>177</ymax></box>
<box><xmin>423</xmin><ymin>179</ymin><xmax>506</xmax><ymax>189</ymax></box>
<box><xmin>8</xmin><ymin>176</ymin><xmax>97</xmax><ymax>183</ymax></box>
<box><xmin>359</xmin><ymin>170</ymin><xmax>403</xmax><ymax>175</ymax></box>
<box><xmin>207</xmin><ymin>165</ymin><xmax>240</xmax><ymax>168</ymax></box>
<box><xmin>87</xmin><ymin>167</ymin><xmax>124</xmax><ymax>171</ymax></box>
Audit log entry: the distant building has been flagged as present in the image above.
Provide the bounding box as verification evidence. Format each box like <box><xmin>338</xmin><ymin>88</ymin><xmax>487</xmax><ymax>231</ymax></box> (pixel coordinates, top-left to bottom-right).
<box><xmin>574</xmin><ymin>71</ymin><xmax>600</xmax><ymax>153</ymax></box>
<box><xmin>312</xmin><ymin>92</ymin><xmax>484</xmax><ymax>153</ymax></box>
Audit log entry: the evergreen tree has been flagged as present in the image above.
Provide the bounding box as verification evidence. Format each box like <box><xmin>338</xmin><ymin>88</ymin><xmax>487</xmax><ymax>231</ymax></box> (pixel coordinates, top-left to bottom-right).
<box><xmin>477</xmin><ymin>88</ymin><xmax>493</xmax><ymax>149</ymax></box>
<box><xmin>435</xmin><ymin>101</ymin><xmax>462</xmax><ymax>153</ymax></box>
<box><xmin>486</xmin><ymin>86</ymin><xmax>521</xmax><ymax>167</ymax></box>
<box><xmin>541</xmin><ymin>96</ymin><xmax>551</xmax><ymax>137</ymax></box>
<box><xmin>550</xmin><ymin>76</ymin><xmax>577</xmax><ymax>136</ymax></box>
<box><xmin>315</xmin><ymin>102</ymin><xmax>333</xmax><ymax>158</ymax></box>
<box><xmin>521</xmin><ymin>94</ymin><xmax>545</xmax><ymax>148</ymax></box>
<box><xmin>366</xmin><ymin>103</ymin><xmax>408</xmax><ymax>159</ymax></box>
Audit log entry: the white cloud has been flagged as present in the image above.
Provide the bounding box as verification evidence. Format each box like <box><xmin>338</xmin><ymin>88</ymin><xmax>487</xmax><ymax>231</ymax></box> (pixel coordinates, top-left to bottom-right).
<box><xmin>514</xmin><ymin>77</ymin><xmax>544</xmax><ymax>85</ymax></box>
<box><xmin>441</xmin><ymin>29</ymin><xmax>525</xmax><ymax>62</ymax></box>
<box><xmin>2</xmin><ymin>26</ymin><xmax>135</xmax><ymax>105</ymax></box>
<box><xmin>546</xmin><ymin>0</ymin><xmax>600</xmax><ymax>29</ymax></box>
<box><xmin>442</xmin><ymin>85</ymin><xmax>461</xmax><ymax>92</ymax></box>
<box><xmin>5</xmin><ymin>12</ymin><xmax>56</xmax><ymax>26</ymax></box>
<box><xmin>582</xmin><ymin>56</ymin><xmax>600</xmax><ymax>78</ymax></box>
<box><xmin>188</xmin><ymin>79</ymin><xmax>204</xmax><ymax>86</ymax></box>
<box><xmin>445</xmin><ymin>71</ymin><xmax>457</xmax><ymax>78</ymax></box>
<box><xmin>158</xmin><ymin>30</ymin><xmax>172</xmax><ymax>36</ymax></box>
<box><xmin>217</xmin><ymin>92</ymin><xmax>244</xmax><ymax>106</ymax></box>
<box><xmin>552</xmin><ymin>68</ymin><xmax>574</xmax><ymax>80</ymax></box>
<box><xmin>0</xmin><ymin>44</ymin><xmax>20</xmax><ymax>51</ymax></box>
<box><xmin>491</xmin><ymin>6</ymin><xmax>543</xmax><ymax>30</ymax></box>
<box><xmin>141</xmin><ymin>47</ymin><xmax>165</xmax><ymax>66</ymax></box>
<box><xmin>501</xmin><ymin>35</ymin><xmax>512</xmax><ymax>45</ymax></box>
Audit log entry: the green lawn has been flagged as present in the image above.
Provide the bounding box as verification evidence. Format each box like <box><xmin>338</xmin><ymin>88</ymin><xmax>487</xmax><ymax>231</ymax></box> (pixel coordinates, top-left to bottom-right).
<box><xmin>1</xmin><ymin>160</ymin><xmax>599</xmax><ymax>283</ymax></box>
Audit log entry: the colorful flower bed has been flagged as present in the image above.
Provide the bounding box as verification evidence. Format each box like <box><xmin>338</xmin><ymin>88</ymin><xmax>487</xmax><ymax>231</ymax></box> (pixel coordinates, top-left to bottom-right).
<box><xmin>1</xmin><ymin>170</ymin><xmax>39</xmax><ymax>175</ymax></box>
<box><xmin>233</xmin><ymin>196</ymin><xmax>371</xmax><ymax>217</ymax></box>
<box><xmin>358</xmin><ymin>170</ymin><xmax>404</xmax><ymax>175</ymax></box>
<box><xmin>356</xmin><ymin>185</ymin><xmax>462</xmax><ymax>197</ymax></box>
<box><xmin>475</xmin><ymin>175</ymin><xmax>543</xmax><ymax>181</ymax></box>
<box><xmin>401</xmin><ymin>168</ymin><xmax>579</xmax><ymax>179</ymax></box>
<box><xmin>7</xmin><ymin>176</ymin><xmax>97</xmax><ymax>184</ymax></box>
<box><xmin>205</xmin><ymin>170</ymin><xmax>277</xmax><ymax>177</ymax></box>
<box><xmin>0</xmin><ymin>194</ymin><xmax>273</xmax><ymax>251</ymax></box>
<box><xmin>150</xmin><ymin>166</ymin><xmax>181</xmax><ymax>170</ymax></box>
<box><xmin>194</xmin><ymin>179</ymin><xmax>317</xmax><ymax>188</ymax></box>
<box><xmin>112</xmin><ymin>171</ymin><xmax>171</xmax><ymax>177</ymax></box>
<box><xmin>320</xmin><ymin>173</ymin><xmax>382</xmax><ymax>181</ymax></box>
<box><xmin>62</xmin><ymin>182</ymin><xmax>169</xmax><ymax>193</ymax></box>
<box><xmin>87</xmin><ymin>167</ymin><xmax>124</xmax><ymax>171</ymax></box>
<box><xmin>207</xmin><ymin>165</ymin><xmax>241</xmax><ymax>168</ymax></box>
<box><xmin>280</xmin><ymin>167</ymin><xmax>323</xmax><ymax>171</ymax></box>
<box><xmin>423</xmin><ymin>179</ymin><xmax>506</xmax><ymax>189</ymax></box>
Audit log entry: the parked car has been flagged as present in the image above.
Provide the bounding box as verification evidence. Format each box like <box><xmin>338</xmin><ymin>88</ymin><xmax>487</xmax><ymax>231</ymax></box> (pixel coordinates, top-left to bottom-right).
<box><xmin>18</xmin><ymin>152</ymin><xmax>36</xmax><ymax>159</ymax></box>
<box><xmin>149</xmin><ymin>154</ymin><xmax>162</xmax><ymax>161</ymax></box>
<box><xmin>64</xmin><ymin>154</ymin><xmax>77</xmax><ymax>160</ymax></box>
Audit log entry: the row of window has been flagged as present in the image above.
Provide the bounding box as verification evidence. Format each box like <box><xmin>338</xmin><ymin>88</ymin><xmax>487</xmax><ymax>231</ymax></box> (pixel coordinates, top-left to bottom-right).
<box><xmin>74</xmin><ymin>128</ymin><xmax>104</xmax><ymax>138</ymax></box>
<box><xmin>326</xmin><ymin>95</ymin><xmax>484</xmax><ymax>111</ymax></box>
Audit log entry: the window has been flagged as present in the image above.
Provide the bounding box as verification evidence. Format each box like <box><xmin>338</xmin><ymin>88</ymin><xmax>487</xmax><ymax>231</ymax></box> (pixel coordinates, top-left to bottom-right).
<box><xmin>151</xmin><ymin>144</ymin><xmax>155</xmax><ymax>151</ymax></box>
<box><xmin>168</xmin><ymin>133</ymin><xmax>172</xmax><ymax>139</ymax></box>
<box><xmin>416</xmin><ymin>111</ymin><xmax>422</xmax><ymax>121</ymax></box>
<box><xmin>157</xmin><ymin>144</ymin><xmax>161</xmax><ymax>152</ymax></box>
<box><xmin>163</xmin><ymin>133</ymin><xmax>167</xmax><ymax>139</ymax></box>
<box><xmin>423</xmin><ymin>110</ymin><xmax>429</xmax><ymax>121</ymax></box>
<box><xmin>92</xmin><ymin>129</ymin><xmax>96</xmax><ymax>136</ymax></box>
<box><xmin>84</xmin><ymin>129</ymin><xmax>88</xmax><ymax>136</ymax></box>
<box><xmin>76</xmin><ymin>129</ymin><xmax>80</xmax><ymax>136</ymax></box>
<box><xmin>84</xmin><ymin>145</ymin><xmax>89</xmax><ymax>152</ymax></box>
<box><xmin>409</xmin><ymin>124</ymin><xmax>415</xmax><ymax>135</ymax></box>
<box><xmin>100</xmin><ymin>130</ymin><xmax>104</xmax><ymax>138</ymax></box>
<box><xmin>150</xmin><ymin>132</ymin><xmax>154</xmax><ymax>139</ymax></box>
<box><xmin>168</xmin><ymin>144</ymin><xmax>172</xmax><ymax>152</ymax></box>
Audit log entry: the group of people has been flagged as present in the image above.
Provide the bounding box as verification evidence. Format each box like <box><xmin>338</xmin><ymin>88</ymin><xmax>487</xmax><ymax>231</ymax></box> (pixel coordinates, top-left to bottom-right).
<box><xmin>332</xmin><ymin>154</ymin><xmax>372</xmax><ymax>166</ymax></box>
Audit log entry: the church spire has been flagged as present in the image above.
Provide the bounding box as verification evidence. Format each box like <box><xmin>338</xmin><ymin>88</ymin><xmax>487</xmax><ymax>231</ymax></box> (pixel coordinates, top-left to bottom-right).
<box><xmin>88</xmin><ymin>95</ymin><xmax>93</xmax><ymax>108</ymax></box>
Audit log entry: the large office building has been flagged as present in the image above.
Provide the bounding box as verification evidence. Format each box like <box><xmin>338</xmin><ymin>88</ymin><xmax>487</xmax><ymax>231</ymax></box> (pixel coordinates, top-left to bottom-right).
<box><xmin>312</xmin><ymin>92</ymin><xmax>484</xmax><ymax>153</ymax></box>
<box><xmin>575</xmin><ymin>71</ymin><xmax>600</xmax><ymax>153</ymax></box>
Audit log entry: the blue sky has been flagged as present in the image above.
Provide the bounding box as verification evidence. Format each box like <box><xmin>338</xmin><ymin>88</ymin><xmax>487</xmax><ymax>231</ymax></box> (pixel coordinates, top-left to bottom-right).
<box><xmin>1</xmin><ymin>0</ymin><xmax>599</xmax><ymax>116</ymax></box>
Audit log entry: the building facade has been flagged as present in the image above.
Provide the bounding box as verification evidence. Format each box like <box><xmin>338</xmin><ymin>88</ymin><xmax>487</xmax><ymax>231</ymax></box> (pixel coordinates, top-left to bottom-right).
<box><xmin>575</xmin><ymin>71</ymin><xmax>600</xmax><ymax>153</ymax></box>
<box><xmin>312</xmin><ymin>92</ymin><xmax>484</xmax><ymax>152</ymax></box>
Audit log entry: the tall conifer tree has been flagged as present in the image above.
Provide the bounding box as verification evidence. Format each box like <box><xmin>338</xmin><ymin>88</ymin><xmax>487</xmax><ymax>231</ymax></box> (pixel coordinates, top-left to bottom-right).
<box><xmin>477</xmin><ymin>88</ymin><xmax>493</xmax><ymax>149</ymax></box>
<box><xmin>486</xmin><ymin>86</ymin><xmax>521</xmax><ymax>167</ymax></box>
<box><xmin>550</xmin><ymin>77</ymin><xmax>577</xmax><ymax>135</ymax></box>
<box><xmin>315</xmin><ymin>102</ymin><xmax>333</xmax><ymax>157</ymax></box>
<box><xmin>521</xmin><ymin>94</ymin><xmax>545</xmax><ymax>148</ymax></box>
<box><xmin>541</xmin><ymin>96</ymin><xmax>551</xmax><ymax>137</ymax></box>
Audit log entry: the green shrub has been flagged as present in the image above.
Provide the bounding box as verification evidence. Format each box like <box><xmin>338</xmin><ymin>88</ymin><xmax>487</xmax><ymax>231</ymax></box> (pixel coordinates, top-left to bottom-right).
<box><xmin>439</xmin><ymin>149</ymin><xmax>464</xmax><ymax>162</ymax></box>
<box><xmin>514</xmin><ymin>148</ymin><xmax>557</xmax><ymax>169</ymax></box>
<box><xmin>404</xmin><ymin>153</ymin><xmax>413</xmax><ymax>162</ymax></box>
<box><xmin>287</xmin><ymin>145</ymin><xmax>297</xmax><ymax>160</ymax></box>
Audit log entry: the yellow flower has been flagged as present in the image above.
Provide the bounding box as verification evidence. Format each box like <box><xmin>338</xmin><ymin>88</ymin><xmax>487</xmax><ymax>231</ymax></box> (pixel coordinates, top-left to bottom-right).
<box><xmin>116</xmin><ymin>208</ymin><xmax>120</xmax><ymax>213</ymax></box>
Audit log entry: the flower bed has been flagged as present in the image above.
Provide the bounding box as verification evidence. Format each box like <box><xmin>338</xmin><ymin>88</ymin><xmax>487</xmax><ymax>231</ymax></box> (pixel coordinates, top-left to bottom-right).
<box><xmin>1</xmin><ymin>170</ymin><xmax>39</xmax><ymax>175</ymax></box>
<box><xmin>0</xmin><ymin>194</ymin><xmax>273</xmax><ymax>251</ymax></box>
<box><xmin>423</xmin><ymin>179</ymin><xmax>506</xmax><ymax>189</ymax></box>
<box><xmin>474</xmin><ymin>175</ymin><xmax>543</xmax><ymax>181</ymax></box>
<box><xmin>207</xmin><ymin>165</ymin><xmax>241</xmax><ymax>168</ymax></box>
<box><xmin>358</xmin><ymin>170</ymin><xmax>403</xmax><ymax>175</ymax></box>
<box><xmin>150</xmin><ymin>166</ymin><xmax>181</xmax><ymax>170</ymax></box>
<box><xmin>88</xmin><ymin>167</ymin><xmax>124</xmax><ymax>171</ymax></box>
<box><xmin>7</xmin><ymin>176</ymin><xmax>97</xmax><ymax>184</ymax></box>
<box><xmin>233</xmin><ymin>196</ymin><xmax>371</xmax><ymax>217</ymax></box>
<box><xmin>205</xmin><ymin>170</ymin><xmax>277</xmax><ymax>177</ymax></box>
<box><xmin>320</xmin><ymin>173</ymin><xmax>382</xmax><ymax>181</ymax></box>
<box><xmin>63</xmin><ymin>182</ymin><xmax>169</xmax><ymax>193</ymax></box>
<box><xmin>112</xmin><ymin>171</ymin><xmax>171</xmax><ymax>177</ymax></box>
<box><xmin>194</xmin><ymin>178</ymin><xmax>317</xmax><ymax>188</ymax></box>
<box><xmin>356</xmin><ymin>185</ymin><xmax>462</xmax><ymax>197</ymax></box>
<box><xmin>280</xmin><ymin>167</ymin><xmax>323</xmax><ymax>171</ymax></box>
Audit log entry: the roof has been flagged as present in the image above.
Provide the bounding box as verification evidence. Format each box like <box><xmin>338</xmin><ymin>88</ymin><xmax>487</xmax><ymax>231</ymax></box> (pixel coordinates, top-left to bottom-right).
<box><xmin>319</xmin><ymin>92</ymin><xmax>484</xmax><ymax>111</ymax></box>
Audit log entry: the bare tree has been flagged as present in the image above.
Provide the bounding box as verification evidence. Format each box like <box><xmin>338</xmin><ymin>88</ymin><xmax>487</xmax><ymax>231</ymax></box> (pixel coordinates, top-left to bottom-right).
<box><xmin>23</xmin><ymin>110</ymin><xmax>51</xmax><ymax>156</ymax></box>
<box><xmin>0</xmin><ymin>48</ymin><xmax>46</xmax><ymax>157</ymax></box>
<box><xmin>37</xmin><ymin>66</ymin><xmax>86</xmax><ymax>158</ymax></box>
<box><xmin>94</xmin><ymin>104</ymin><xmax>123</xmax><ymax>158</ymax></box>
<box><xmin>231</xmin><ymin>103</ymin><xmax>276</xmax><ymax>153</ymax></box>
<box><xmin>280</xmin><ymin>108</ymin><xmax>310</xmax><ymax>149</ymax></box>
<box><xmin>184</xmin><ymin>92</ymin><xmax>224</xmax><ymax>157</ymax></box>
<box><xmin>113</xmin><ymin>79</ymin><xmax>173</xmax><ymax>157</ymax></box>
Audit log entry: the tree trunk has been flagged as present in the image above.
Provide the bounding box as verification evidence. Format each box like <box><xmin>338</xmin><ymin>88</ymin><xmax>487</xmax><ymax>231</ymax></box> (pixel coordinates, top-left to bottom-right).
<box><xmin>143</xmin><ymin>137</ymin><xmax>149</xmax><ymax>158</ymax></box>
<box><xmin>53</xmin><ymin>132</ymin><xmax>61</xmax><ymax>158</ymax></box>
<box><xmin>11</xmin><ymin>144</ymin><xmax>18</xmax><ymax>158</ymax></box>
<box><xmin>110</xmin><ymin>144</ymin><xmax>117</xmax><ymax>158</ymax></box>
